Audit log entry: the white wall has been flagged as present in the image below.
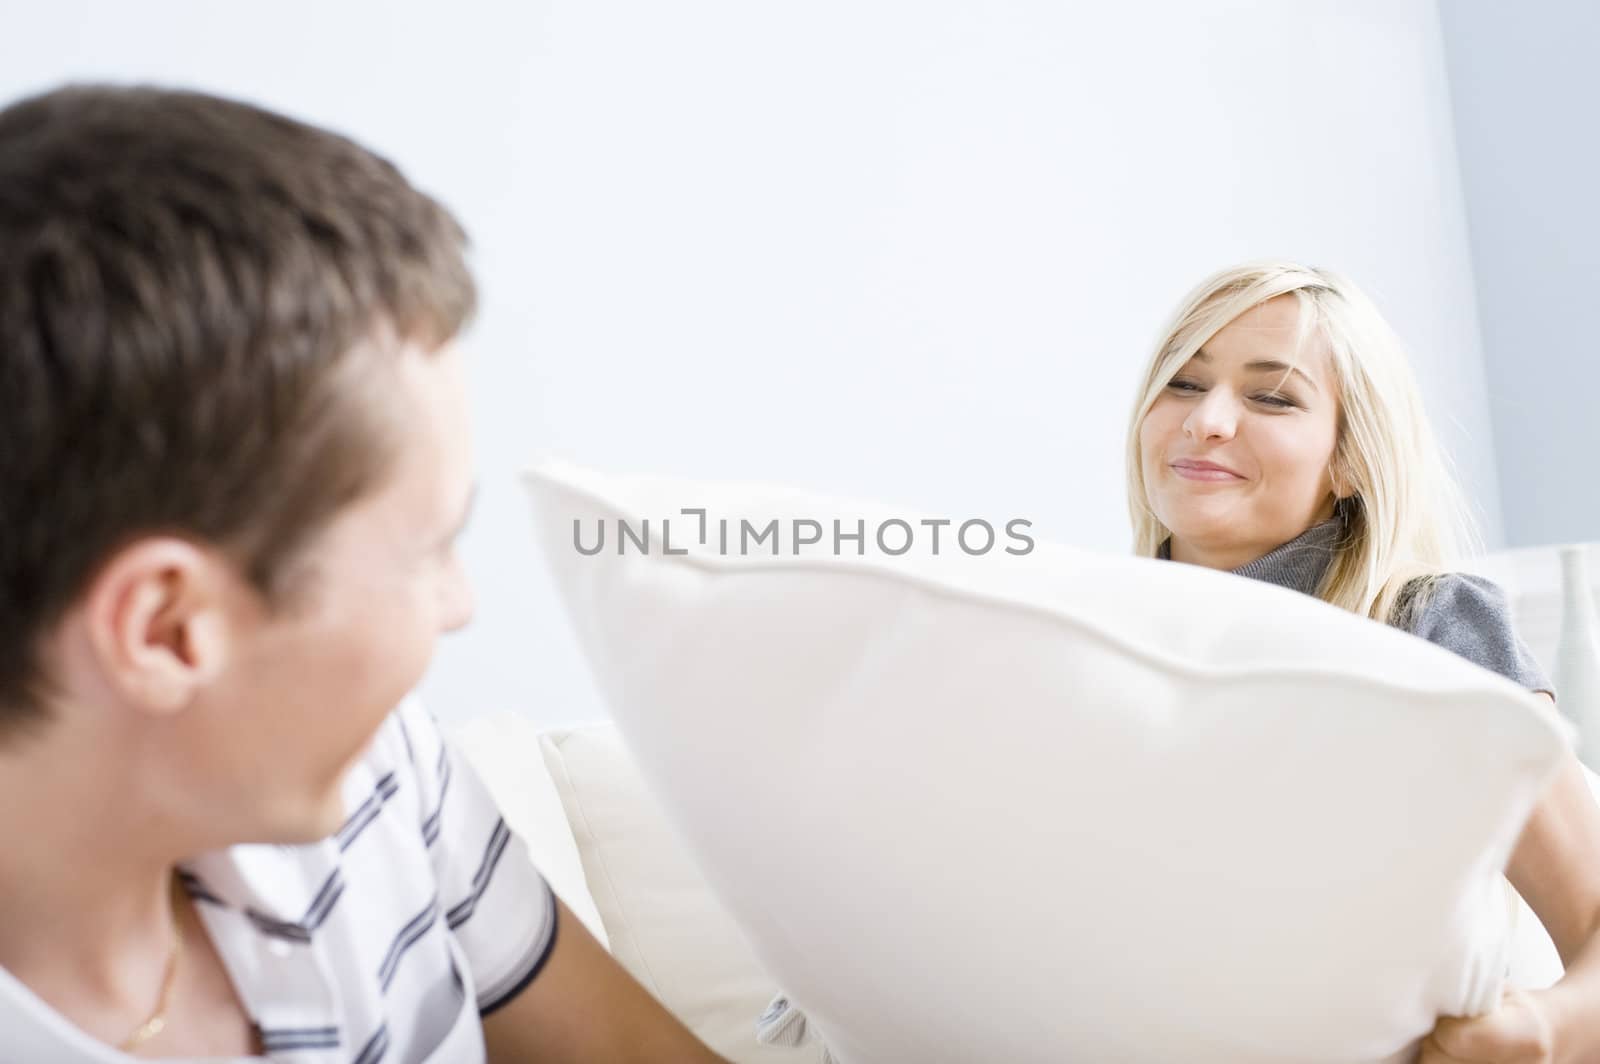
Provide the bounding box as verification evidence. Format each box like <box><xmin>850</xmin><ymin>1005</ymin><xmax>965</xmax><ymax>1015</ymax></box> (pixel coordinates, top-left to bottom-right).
<box><xmin>1439</xmin><ymin>0</ymin><xmax>1600</xmax><ymax>549</ymax></box>
<box><xmin>0</xmin><ymin>0</ymin><xmax>1501</xmax><ymax>726</ymax></box>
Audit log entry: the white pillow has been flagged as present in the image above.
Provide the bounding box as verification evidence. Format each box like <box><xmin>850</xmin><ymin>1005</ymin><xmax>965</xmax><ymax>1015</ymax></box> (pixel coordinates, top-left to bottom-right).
<box><xmin>522</xmin><ymin>458</ymin><xmax>1570</xmax><ymax>1064</ymax></box>
<box><xmin>539</xmin><ymin>725</ymin><xmax>826</xmax><ymax>1064</ymax></box>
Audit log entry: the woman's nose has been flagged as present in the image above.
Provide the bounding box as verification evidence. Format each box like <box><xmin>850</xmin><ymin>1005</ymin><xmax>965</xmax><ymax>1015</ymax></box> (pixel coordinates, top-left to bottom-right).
<box><xmin>1183</xmin><ymin>390</ymin><xmax>1239</xmax><ymax>441</ymax></box>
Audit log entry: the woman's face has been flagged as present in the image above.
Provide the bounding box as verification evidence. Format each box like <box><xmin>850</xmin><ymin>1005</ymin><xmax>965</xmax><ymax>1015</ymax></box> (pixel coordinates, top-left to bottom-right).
<box><xmin>1138</xmin><ymin>294</ymin><xmax>1343</xmax><ymax>571</ymax></box>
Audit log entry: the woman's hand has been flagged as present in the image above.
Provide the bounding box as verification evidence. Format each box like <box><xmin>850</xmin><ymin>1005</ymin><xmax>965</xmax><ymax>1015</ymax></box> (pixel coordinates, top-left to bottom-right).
<box><xmin>1420</xmin><ymin>989</ymin><xmax>1555</xmax><ymax>1064</ymax></box>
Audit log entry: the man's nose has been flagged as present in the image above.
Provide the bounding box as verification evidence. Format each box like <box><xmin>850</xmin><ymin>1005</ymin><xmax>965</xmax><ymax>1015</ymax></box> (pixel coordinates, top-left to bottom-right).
<box><xmin>440</xmin><ymin>563</ymin><xmax>476</xmax><ymax>634</ymax></box>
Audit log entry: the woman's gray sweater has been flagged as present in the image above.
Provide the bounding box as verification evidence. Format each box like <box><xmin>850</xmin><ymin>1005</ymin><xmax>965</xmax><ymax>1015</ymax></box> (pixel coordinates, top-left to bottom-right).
<box><xmin>1161</xmin><ymin>519</ymin><xmax>1553</xmax><ymax>694</ymax></box>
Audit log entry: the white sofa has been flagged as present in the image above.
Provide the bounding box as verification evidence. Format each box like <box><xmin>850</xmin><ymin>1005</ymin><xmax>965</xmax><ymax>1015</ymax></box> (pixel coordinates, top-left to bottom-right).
<box><xmin>446</xmin><ymin>543</ymin><xmax>1597</xmax><ymax>1064</ymax></box>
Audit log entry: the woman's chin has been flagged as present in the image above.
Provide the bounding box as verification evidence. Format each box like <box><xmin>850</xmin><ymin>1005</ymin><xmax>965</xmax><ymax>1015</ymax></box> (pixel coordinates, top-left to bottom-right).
<box><xmin>1160</xmin><ymin>502</ymin><xmax>1247</xmax><ymax>545</ymax></box>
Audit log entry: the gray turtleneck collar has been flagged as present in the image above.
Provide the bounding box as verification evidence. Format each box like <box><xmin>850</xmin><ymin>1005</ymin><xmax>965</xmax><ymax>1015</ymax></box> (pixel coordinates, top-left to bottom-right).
<box><xmin>1159</xmin><ymin>519</ymin><xmax>1344</xmax><ymax>597</ymax></box>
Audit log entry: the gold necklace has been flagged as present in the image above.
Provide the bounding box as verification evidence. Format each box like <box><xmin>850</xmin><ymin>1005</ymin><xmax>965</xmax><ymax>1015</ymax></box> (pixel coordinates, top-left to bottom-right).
<box><xmin>118</xmin><ymin>879</ymin><xmax>183</xmax><ymax>1052</ymax></box>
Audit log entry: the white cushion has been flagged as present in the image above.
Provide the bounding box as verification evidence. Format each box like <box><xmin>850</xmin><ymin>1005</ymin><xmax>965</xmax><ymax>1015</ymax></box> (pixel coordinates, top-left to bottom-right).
<box><xmin>539</xmin><ymin>725</ymin><xmax>824</xmax><ymax>1064</ymax></box>
<box><xmin>522</xmin><ymin>458</ymin><xmax>1571</xmax><ymax>1064</ymax></box>
<box><xmin>447</xmin><ymin>712</ymin><xmax>609</xmax><ymax>948</ymax></box>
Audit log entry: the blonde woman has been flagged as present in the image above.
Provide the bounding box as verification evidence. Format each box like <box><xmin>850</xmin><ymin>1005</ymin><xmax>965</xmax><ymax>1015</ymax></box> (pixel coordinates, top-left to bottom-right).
<box><xmin>1128</xmin><ymin>261</ymin><xmax>1600</xmax><ymax>1063</ymax></box>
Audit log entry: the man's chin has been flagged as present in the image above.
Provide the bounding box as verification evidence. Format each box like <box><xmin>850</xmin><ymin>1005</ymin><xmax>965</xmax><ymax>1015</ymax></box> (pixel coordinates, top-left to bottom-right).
<box><xmin>251</xmin><ymin>786</ymin><xmax>355</xmax><ymax>846</ymax></box>
<box><xmin>248</xmin><ymin>733</ymin><xmax>392</xmax><ymax>846</ymax></box>
<box><xmin>309</xmin><ymin>792</ymin><xmax>354</xmax><ymax>843</ymax></box>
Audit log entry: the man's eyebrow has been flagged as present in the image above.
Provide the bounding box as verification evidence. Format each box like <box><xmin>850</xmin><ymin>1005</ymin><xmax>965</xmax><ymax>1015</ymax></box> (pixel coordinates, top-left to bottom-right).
<box><xmin>1192</xmin><ymin>348</ymin><xmax>1318</xmax><ymax>392</ymax></box>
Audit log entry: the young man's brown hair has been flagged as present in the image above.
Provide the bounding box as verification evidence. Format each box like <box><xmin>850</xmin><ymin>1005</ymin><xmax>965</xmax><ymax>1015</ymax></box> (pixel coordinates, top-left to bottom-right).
<box><xmin>0</xmin><ymin>84</ymin><xmax>475</xmax><ymax>725</ymax></box>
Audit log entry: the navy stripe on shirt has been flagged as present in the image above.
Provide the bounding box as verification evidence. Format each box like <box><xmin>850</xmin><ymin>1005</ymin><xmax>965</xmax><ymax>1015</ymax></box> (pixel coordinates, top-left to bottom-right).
<box><xmin>421</xmin><ymin>746</ymin><xmax>452</xmax><ymax>848</ymax></box>
<box><xmin>352</xmin><ymin>1022</ymin><xmax>390</xmax><ymax>1064</ymax></box>
<box><xmin>338</xmin><ymin>771</ymin><xmax>400</xmax><ymax>852</ymax></box>
<box><xmin>377</xmin><ymin>895</ymin><xmax>440</xmax><ymax>992</ymax></box>
<box><xmin>446</xmin><ymin>819</ymin><xmax>512</xmax><ymax>930</ymax></box>
<box><xmin>244</xmin><ymin>868</ymin><xmax>345</xmax><ymax>943</ymax></box>
<box><xmin>260</xmin><ymin>1025</ymin><xmax>342</xmax><ymax>1051</ymax></box>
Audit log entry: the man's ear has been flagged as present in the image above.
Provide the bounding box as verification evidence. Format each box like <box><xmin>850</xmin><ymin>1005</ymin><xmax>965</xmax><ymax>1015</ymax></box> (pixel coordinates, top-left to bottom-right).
<box><xmin>80</xmin><ymin>538</ymin><xmax>237</xmax><ymax>715</ymax></box>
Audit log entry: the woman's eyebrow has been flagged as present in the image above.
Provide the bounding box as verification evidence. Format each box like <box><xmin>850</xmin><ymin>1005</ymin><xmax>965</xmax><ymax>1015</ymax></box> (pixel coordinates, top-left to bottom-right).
<box><xmin>1243</xmin><ymin>360</ymin><xmax>1318</xmax><ymax>392</ymax></box>
<box><xmin>1193</xmin><ymin>349</ymin><xmax>1318</xmax><ymax>392</ymax></box>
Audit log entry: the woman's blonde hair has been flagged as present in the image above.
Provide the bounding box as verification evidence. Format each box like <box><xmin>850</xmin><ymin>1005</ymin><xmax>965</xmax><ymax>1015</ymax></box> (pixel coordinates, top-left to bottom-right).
<box><xmin>1125</xmin><ymin>260</ymin><xmax>1480</xmax><ymax>625</ymax></box>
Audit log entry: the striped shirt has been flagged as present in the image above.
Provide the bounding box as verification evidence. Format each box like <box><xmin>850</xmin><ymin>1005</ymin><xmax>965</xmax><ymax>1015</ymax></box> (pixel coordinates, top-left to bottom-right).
<box><xmin>0</xmin><ymin>697</ymin><xmax>558</xmax><ymax>1062</ymax></box>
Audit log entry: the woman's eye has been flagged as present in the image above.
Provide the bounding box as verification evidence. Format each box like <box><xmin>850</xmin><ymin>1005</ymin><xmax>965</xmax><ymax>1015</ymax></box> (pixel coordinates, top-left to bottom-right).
<box><xmin>1253</xmin><ymin>393</ymin><xmax>1298</xmax><ymax>409</ymax></box>
<box><xmin>1166</xmin><ymin>379</ymin><xmax>1203</xmax><ymax>394</ymax></box>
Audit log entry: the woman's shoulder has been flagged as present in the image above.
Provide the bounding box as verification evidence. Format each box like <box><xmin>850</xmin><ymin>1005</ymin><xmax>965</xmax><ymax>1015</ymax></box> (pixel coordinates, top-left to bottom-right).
<box><xmin>1399</xmin><ymin>572</ymin><xmax>1512</xmax><ymax>634</ymax></box>
<box><xmin>1398</xmin><ymin>572</ymin><xmax>1552</xmax><ymax>694</ymax></box>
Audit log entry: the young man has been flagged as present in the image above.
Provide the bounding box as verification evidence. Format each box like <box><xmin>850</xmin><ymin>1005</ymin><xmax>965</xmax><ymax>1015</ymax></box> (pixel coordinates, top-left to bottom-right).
<box><xmin>0</xmin><ymin>85</ymin><xmax>728</xmax><ymax>1062</ymax></box>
